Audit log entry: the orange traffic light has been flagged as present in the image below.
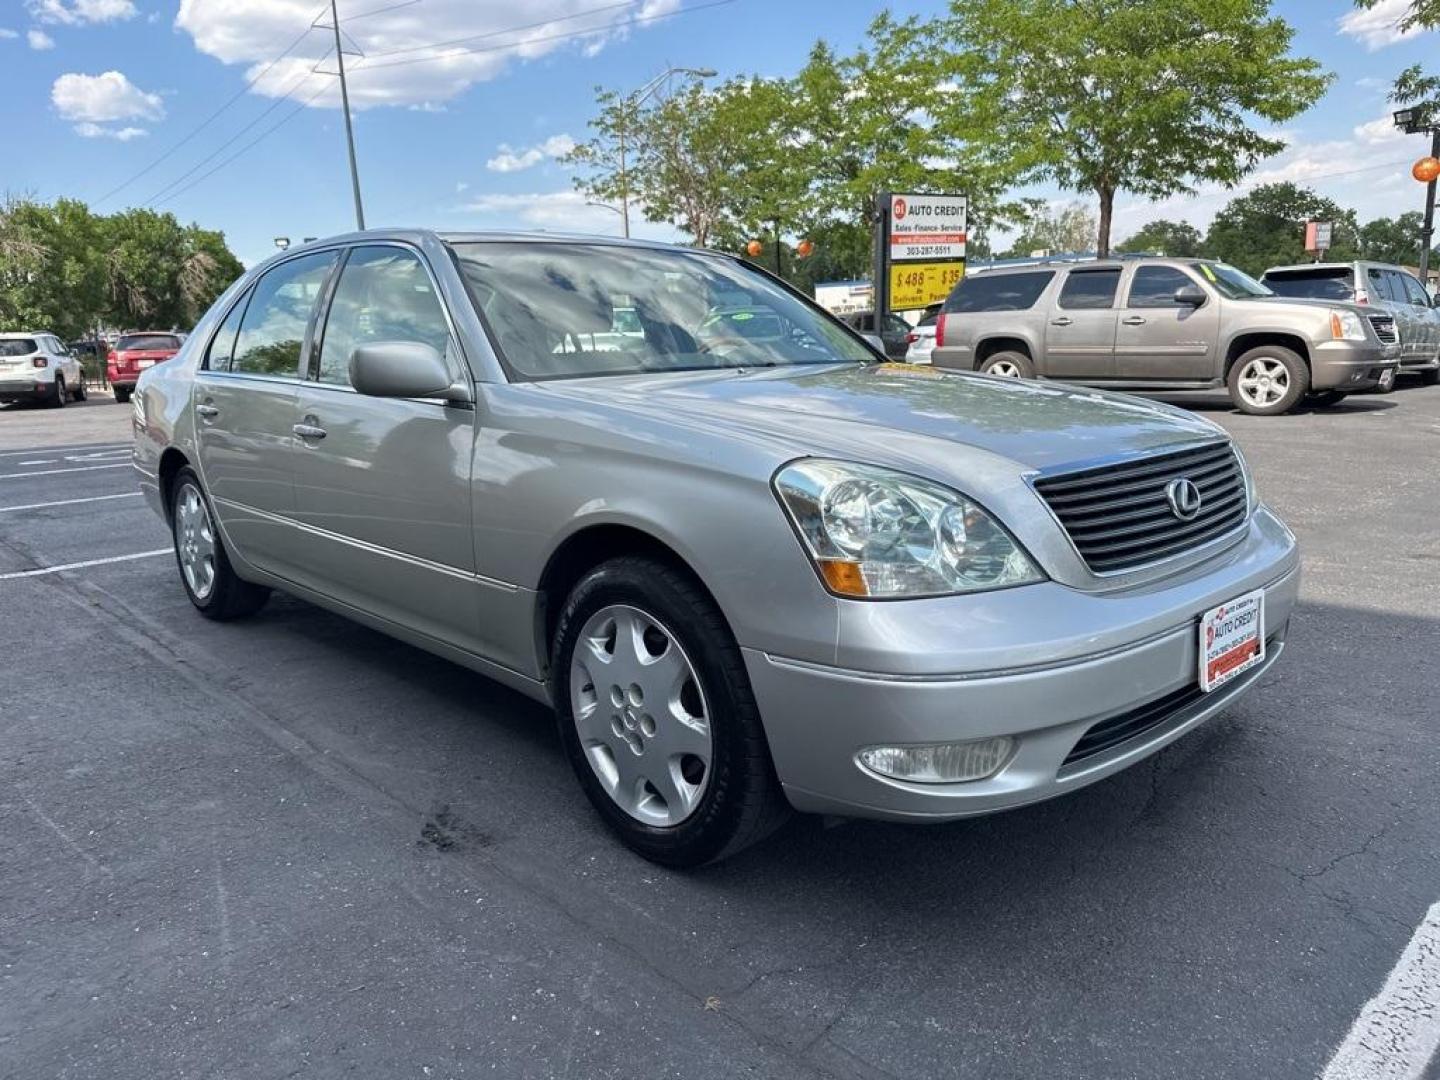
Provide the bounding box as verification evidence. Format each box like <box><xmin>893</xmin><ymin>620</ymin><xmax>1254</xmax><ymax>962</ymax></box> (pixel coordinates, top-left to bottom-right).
<box><xmin>1414</xmin><ymin>157</ymin><xmax>1440</xmax><ymax>183</ymax></box>
<box><xmin>745</xmin><ymin>239</ymin><xmax>763</xmax><ymax>257</ymax></box>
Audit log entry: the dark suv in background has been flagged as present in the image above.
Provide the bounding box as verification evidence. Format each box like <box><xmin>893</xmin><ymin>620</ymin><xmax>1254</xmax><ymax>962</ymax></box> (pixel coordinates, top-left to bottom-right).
<box><xmin>1260</xmin><ymin>261</ymin><xmax>1439</xmax><ymax>385</ymax></box>
<box><xmin>929</xmin><ymin>257</ymin><xmax>1400</xmax><ymax>415</ymax></box>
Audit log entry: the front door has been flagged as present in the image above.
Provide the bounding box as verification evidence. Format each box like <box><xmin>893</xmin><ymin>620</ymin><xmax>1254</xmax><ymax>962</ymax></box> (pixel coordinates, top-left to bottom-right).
<box><xmin>1042</xmin><ymin>266</ymin><xmax>1121</xmax><ymax>379</ymax></box>
<box><xmin>1114</xmin><ymin>264</ymin><xmax>1219</xmax><ymax>381</ymax></box>
<box><xmin>287</xmin><ymin>244</ymin><xmax>480</xmax><ymax>650</ymax></box>
<box><xmin>1394</xmin><ymin>270</ymin><xmax>1440</xmax><ymax>362</ymax></box>
<box><xmin>194</xmin><ymin>250</ymin><xmax>337</xmax><ymax>578</ymax></box>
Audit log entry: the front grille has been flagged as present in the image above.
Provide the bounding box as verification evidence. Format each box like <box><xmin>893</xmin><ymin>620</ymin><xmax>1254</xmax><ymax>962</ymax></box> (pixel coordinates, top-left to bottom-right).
<box><xmin>1367</xmin><ymin>314</ymin><xmax>1398</xmax><ymax>345</ymax></box>
<box><xmin>1062</xmin><ymin>632</ymin><xmax>1279</xmax><ymax>768</ymax></box>
<box><xmin>1032</xmin><ymin>442</ymin><xmax>1247</xmax><ymax>574</ymax></box>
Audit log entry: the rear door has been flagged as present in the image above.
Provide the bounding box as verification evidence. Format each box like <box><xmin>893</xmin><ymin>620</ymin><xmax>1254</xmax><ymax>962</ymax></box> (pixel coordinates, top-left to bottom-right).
<box><xmin>1114</xmin><ymin>265</ymin><xmax>1219</xmax><ymax>381</ymax></box>
<box><xmin>194</xmin><ymin>250</ymin><xmax>337</xmax><ymax>578</ymax></box>
<box><xmin>1365</xmin><ymin>268</ymin><xmax>1410</xmax><ymax>359</ymax></box>
<box><xmin>1393</xmin><ymin>270</ymin><xmax>1439</xmax><ymax>362</ymax></box>
<box><xmin>287</xmin><ymin>243</ymin><xmax>480</xmax><ymax>649</ymax></box>
<box><xmin>1043</xmin><ymin>266</ymin><xmax>1121</xmax><ymax>379</ymax></box>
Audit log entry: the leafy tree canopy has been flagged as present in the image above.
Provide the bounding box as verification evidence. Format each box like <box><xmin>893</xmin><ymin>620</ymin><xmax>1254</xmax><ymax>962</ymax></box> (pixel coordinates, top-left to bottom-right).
<box><xmin>1203</xmin><ymin>182</ymin><xmax>1360</xmax><ymax>276</ymax></box>
<box><xmin>1354</xmin><ymin>0</ymin><xmax>1438</xmax><ymax>32</ymax></box>
<box><xmin>1116</xmin><ymin>219</ymin><xmax>1204</xmax><ymax>257</ymax></box>
<box><xmin>1002</xmin><ymin>201</ymin><xmax>1098</xmax><ymax>257</ymax></box>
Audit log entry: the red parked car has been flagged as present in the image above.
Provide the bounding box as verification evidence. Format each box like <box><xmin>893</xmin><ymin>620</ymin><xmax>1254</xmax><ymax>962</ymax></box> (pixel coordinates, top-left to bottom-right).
<box><xmin>107</xmin><ymin>332</ymin><xmax>183</xmax><ymax>403</ymax></box>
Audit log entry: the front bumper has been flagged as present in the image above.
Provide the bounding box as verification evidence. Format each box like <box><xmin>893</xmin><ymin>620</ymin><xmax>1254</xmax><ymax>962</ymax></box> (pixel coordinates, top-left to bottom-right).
<box><xmin>745</xmin><ymin>508</ymin><xmax>1299</xmax><ymax>822</ymax></box>
<box><xmin>1309</xmin><ymin>340</ymin><xmax>1401</xmax><ymax>390</ymax></box>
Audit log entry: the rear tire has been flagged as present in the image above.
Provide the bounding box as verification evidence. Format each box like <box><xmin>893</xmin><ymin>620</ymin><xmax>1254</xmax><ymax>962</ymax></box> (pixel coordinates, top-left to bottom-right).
<box><xmin>73</xmin><ymin>381</ymin><xmax>88</xmax><ymax>402</ymax></box>
<box><xmin>978</xmin><ymin>351</ymin><xmax>1035</xmax><ymax>379</ymax></box>
<box><xmin>170</xmin><ymin>467</ymin><xmax>270</xmax><ymax>621</ymax></box>
<box><xmin>49</xmin><ymin>376</ymin><xmax>67</xmax><ymax>409</ymax></box>
<box><xmin>1420</xmin><ymin>365</ymin><xmax>1440</xmax><ymax>387</ymax></box>
<box><xmin>1227</xmin><ymin>346</ymin><xmax>1308</xmax><ymax>416</ymax></box>
<box><xmin>113</xmin><ymin>387</ymin><xmax>131</xmax><ymax>405</ymax></box>
<box><xmin>552</xmin><ymin>556</ymin><xmax>789</xmax><ymax>867</ymax></box>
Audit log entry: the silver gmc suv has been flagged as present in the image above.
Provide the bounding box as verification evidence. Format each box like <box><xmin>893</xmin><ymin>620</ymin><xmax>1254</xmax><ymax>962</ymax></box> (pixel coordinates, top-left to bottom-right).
<box><xmin>930</xmin><ymin>257</ymin><xmax>1402</xmax><ymax>415</ymax></box>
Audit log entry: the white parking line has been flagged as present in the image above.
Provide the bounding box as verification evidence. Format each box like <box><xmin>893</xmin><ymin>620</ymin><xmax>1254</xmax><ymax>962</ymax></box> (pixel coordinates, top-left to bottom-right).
<box><xmin>0</xmin><ymin>463</ymin><xmax>131</xmax><ymax>480</ymax></box>
<box><xmin>0</xmin><ymin>548</ymin><xmax>171</xmax><ymax>580</ymax></box>
<box><xmin>0</xmin><ymin>492</ymin><xmax>143</xmax><ymax>514</ymax></box>
<box><xmin>0</xmin><ymin>442</ymin><xmax>128</xmax><ymax>458</ymax></box>
<box><xmin>1320</xmin><ymin>901</ymin><xmax>1440</xmax><ymax>1080</ymax></box>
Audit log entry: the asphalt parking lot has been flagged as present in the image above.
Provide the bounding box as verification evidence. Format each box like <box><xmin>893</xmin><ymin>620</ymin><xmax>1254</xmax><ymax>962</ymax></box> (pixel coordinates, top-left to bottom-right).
<box><xmin>2</xmin><ymin>385</ymin><xmax>1437</xmax><ymax>1080</ymax></box>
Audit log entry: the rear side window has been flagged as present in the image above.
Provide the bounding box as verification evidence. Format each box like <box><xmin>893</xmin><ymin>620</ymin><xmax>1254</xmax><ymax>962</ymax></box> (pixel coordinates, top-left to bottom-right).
<box><xmin>943</xmin><ymin>271</ymin><xmax>1053</xmax><ymax>313</ymax></box>
<box><xmin>205</xmin><ymin>289</ymin><xmax>251</xmax><ymax>371</ymax></box>
<box><xmin>1058</xmin><ymin>268</ymin><xmax>1120</xmax><ymax>309</ymax></box>
<box><xmin>232</xmin><ymin>251</ymin><xmax>336</xmax><ymax>378</ymax></box>
<box><xmin>1127</xmin><ymin>266</ymin><xmax>1197</xmax><ymax>307</ymax></box>
<box><xmin>117</xmin><ymin>334</ymin><xmax>181</xmax><ymax>352</ymax></box>
<box><xmin>316</xmin><ymin>246</ymin><xmax>451</xmax><ymax>386</ymax></box>
<box><xmin>0</xmin><ymin>339</ymin><xmax>37</xmax><ymax>357</ymax></box>
<box><xmin>1398</xmin><ymin>272</ymin><xmax>1431</xmax><ymax>307</ymax></box>
<box><xmin>1261</xmin><ymin>269</ymin><xmax>1354</xmax><ymax>301</ymax></box>
<box><xmin>1367</xmin><ymin>269</ymin><xmax>1397</xmax><ymax>302</ymax></box>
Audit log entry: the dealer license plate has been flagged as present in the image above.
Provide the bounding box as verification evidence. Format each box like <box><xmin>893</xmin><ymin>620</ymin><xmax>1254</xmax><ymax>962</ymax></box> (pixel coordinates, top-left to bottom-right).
<box><xmin>1199</xmin><ymin>590</ymin><xmax>1265</xmax><ymax>693</ymax></box>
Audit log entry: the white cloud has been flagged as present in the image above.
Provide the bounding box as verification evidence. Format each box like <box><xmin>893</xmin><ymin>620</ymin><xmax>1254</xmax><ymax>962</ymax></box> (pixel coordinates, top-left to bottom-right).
<box><xmin>1338</xmin><ymin>0</ymin><xmax>1424</xmax><ymax>50</ymax></box>
<box><xmin>456</xmin><ymin>190</ymin><xmax>678</xmax><ymax>240</ymax></box>
<box><xmin>73</xmin><ymin>121</ymin><xmax>147</xmax><ymax>140</ymax></box>
<box><xmin>52</xmin><ymin>70</ymin><xmax>163</xmax><ymax>124</ymax></box>
<box><xmin>28</xmin><ymin>29</ymin><xmax>55</xmax><ymax>49</ymax></box>
<box><xmin>0</xmin><ymin>28</ymin><xmax>18</xmax><ymax>38</ymax></box>
<box><xmin>175</xmin><ymin>0</ymin><xmax>687</xmax><ymax>111</ymax></box>
<box><xmin>1354</xmin><ymin>114</ymin><xmax>1411</xmax><ymax>147</ymax></box>
<box><xmin>486</xmin><ymin>133</ymin><xmax>575</xmax><ymax>173</ymax></box>
<box><xmin>28</xmin><ymin>0</ymin><xmax>136</xmax><ymax>26</ymax></box>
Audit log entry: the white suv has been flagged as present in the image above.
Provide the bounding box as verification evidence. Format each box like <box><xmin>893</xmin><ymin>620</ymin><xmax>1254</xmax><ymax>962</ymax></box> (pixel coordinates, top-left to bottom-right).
<box><xmin>0</xmin><ymin>332</ymin><xmax>87</xmax><ymax>407</ymax></box>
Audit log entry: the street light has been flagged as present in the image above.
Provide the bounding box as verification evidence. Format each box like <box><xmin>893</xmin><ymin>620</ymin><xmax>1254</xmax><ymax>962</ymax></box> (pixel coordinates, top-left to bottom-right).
<box><xmin>274</xmin><ymin>236</ymin><xmax>291</xmax><ymax>250</ymax></box>
<box><xmin>617</xmin><ymin>65</ymin><xmax>717</xmax><ymax>238</ymax></box>
<box><xmin>585</xmin><ymin>201</ymin><xmax>625</xmax><ymax>236</ymax></box>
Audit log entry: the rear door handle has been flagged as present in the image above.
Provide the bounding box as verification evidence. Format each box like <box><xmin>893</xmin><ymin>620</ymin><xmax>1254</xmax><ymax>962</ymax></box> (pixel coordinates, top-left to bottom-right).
<box><xmin>196</xmin><ymin>403</ymin><xmax>219</xmax><ymax>419</ymax></box>
<box><xmin>292</xmin><ymin>423</ymin><xmax>327</xmax><ymax>440</ymax></box>
<box><xmin>1050</xmin><ymin>316</ymin><xmax>1073</xmax><ymax>326</ymax></box>
<box><xmin>1121</xmin><ymin>316</ymin><xmax>1147</xmax><ymax>326</ymax></box>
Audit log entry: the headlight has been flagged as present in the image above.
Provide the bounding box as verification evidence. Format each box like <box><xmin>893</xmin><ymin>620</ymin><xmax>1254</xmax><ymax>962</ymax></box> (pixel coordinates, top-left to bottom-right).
<box><xmin>1329</xmin><ymin>310</ymin><xmax>1367</xmax><ymax>341</ymax></box>
<box><xmin>773</xmin><ymin>460</ymin><xmax>1044</xmax><ymax>598</ymax></box>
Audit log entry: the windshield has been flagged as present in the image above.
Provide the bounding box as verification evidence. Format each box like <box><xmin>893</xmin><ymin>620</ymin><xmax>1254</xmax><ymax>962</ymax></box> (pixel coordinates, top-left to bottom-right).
<box><xmin>1260</xmin><ymin>269</ymin><xmax>1354</xmax><ymax>301</ymax></box>
<box><xmin>448</xmin><ymin>242</ymin><xmax>875</xmax><ymax>380</ymax></box>
<box><xmin>1192</xmin><ymin>262</ymin><xmax>1272</xmax><ymax>300</ymax></box>
<box><xmin>0</xmin><ymin>339</ymin><xmax>37</xmax><ymax>357</ymax></box>
<box><xmin>117</xmin><ymin>334</ymin><xmax>181</xmax><ymax>352</ymax></box>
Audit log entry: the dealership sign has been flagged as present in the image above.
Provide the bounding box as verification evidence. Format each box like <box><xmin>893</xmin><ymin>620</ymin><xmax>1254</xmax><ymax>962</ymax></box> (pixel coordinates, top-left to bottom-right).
<box><xmin>875</xmin><ymin>192</ymin><xmax>968</xmax><ymax>313</ymax></box>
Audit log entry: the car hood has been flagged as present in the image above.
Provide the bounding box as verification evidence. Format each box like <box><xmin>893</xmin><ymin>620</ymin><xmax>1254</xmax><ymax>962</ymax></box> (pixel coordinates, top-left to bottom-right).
<box><xmin>550</xmin><ymin>363</ymin><xmax>1223</xmax><ymax>474</ymax></box>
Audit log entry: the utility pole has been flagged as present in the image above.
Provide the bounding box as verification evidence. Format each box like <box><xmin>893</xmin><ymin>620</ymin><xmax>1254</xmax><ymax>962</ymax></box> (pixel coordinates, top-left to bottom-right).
<box><xmin>616</xmin><ymin>66</ymin><xmax>716</xmax><ymax>239</ymax></box>
<box><xmin>1422</xmin><ymin>127</ymin><xmax>1439</xmax><ymax>283</ymax></box>
<box><xmin>330</xmin><ymin>0</ymin><xmax>365</xmax><ymax>230</ymax></box>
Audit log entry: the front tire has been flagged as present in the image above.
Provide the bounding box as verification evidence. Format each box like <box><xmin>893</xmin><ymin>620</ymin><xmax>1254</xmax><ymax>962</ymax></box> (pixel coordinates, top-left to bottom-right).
<box><xmin>1227</xmin><ymin>346</ymin><xmax>1308</xmax><ymax>415</ymax></box>
<box><xmin>552</xmin><ymin>556</ymin><xmax>789</xmax><ymax>867</ymax></box>
<box><xmin>1418</xmin><ymin>365</ymin><xmax>1438</xmax><ymax>387</ymax></box>
<box><xmin>978</xmin><ymin>351</ymin><xmax>1035</xmax><ymax>379</ymax></box>
<box><xmin>1307</xmin><ymin>389</ymin><xmax>1347</xmax><ymax>408</ymax></box>
<box><xmin>170</xmin><ymin>468</ymin><xmax>270</xmax><ymax>620</ymax></box>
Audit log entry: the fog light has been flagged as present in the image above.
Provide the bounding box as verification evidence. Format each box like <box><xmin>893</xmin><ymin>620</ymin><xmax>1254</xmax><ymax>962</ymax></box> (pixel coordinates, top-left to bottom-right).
<box><xmin>858</xmin><ymin>737</ymin><xmax>1015</xmax><ymax>783</ymax></box>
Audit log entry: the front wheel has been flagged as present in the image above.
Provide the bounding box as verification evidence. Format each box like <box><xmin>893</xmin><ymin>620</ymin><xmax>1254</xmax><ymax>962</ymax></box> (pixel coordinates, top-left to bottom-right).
<box><xmin>1227</xmin><ymin>347</ymin><xmax>1308</xmax><ymax>415</ymax></box>
<box><xmin>979</xmin><ymin>351</ymin><xmax>1035</xmax><ymax>379</ymax></box>
<box><xmin>552</xmin><ymin>557</ymin><xmax>789</xmax><ymax>867</ymax></box>
<box><xmin>1307</xmin><ymin>389</ymin><xmax>1347</xmax><ymax>408</ymax></box>
<box><xmin>170</xmin><ymin>468</ymin><xmax>270</xmax><ymax>620</ymax></box>
<box><xmin>1421</xmin><ymin>364</ymin><xmax>1439</xmax><ymax>387</ymax></box>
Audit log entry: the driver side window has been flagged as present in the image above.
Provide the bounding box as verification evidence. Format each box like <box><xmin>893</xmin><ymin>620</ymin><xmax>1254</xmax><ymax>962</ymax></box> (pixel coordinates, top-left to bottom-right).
<box><xmin>317</xmin><ymin>246</ymin><xmax>452</xmax><ymax>386</ymax></box>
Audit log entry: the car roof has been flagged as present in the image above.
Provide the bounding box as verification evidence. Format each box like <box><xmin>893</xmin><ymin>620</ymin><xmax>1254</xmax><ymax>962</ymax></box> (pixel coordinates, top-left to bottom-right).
<box><xmin>1263</xmin><ymin>263</ymin><xmax>1353</xmax><ymax>274</ymax></box>
<box><xmin>0</xmin><ymin>331</ymin><xmax>48</xmax><ymax>339</ymax></box>
<box><xmin>970</xmin><ymin>255</ymin><xmax>1207</xmax><ymax>276</ymax></box>
<box><xmin>276</xmin><ymin>227</ymin><xmax>702</xmax><ymax>255</ymax></box>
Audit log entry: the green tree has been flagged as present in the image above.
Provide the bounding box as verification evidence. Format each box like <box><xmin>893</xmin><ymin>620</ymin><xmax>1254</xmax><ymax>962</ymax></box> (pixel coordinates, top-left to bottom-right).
<box><xmin>934</xmin><ymin>0</ymin><xmax>1330</xmax><ymax>257</ymax></box>
<box><xmin>1354</xmin><ymin>0</ymin><xmax>1438</xmax><ymax>32</ymax></box>
<box><xmin>1358</xmin><ymin>212</ymin><xmax>1432</xmax><ymax>265</ymax></box>
<box><xmin>1204</xmin><ymin>183</ymin><xmax>1360</xmax><ymax>275</ymax></box>
<box><xmin>1116</xmin><ymin>219</ymin><xmax>1204</xmax><ymax>257</ymax></box>
<box><xmin>1002</xmin><ymin>201</ymin><xmax>1098</xmax><ymax>257</ymax></box>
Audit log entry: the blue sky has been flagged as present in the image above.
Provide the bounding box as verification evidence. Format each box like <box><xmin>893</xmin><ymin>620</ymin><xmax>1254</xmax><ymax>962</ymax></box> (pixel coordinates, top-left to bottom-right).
<box><xmin>1</xmin><ymin>0</ymin><xmax>1433</xmax><ymax>266</ymax></box>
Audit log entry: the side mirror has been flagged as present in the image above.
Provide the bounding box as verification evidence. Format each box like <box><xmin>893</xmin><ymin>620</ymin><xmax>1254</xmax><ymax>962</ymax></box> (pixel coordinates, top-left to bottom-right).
<box><xmin>350</xmin><ymin>341</ymin><xmax>469</xmax><ymax>402</ymax></box>
<box><xmin>1174</xmin><ymin>284</ymin><xmax>1207</xmax><ymax>308</ymax></box>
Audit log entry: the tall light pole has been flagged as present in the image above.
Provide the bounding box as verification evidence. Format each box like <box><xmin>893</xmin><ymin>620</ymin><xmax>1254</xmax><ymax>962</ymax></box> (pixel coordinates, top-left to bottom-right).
<box><xmin>617</xmin><ymin>66</ymin><xmax>715</xmax><ymax>238</ymax></box>
<box><xmin>330</xmin><ymin>0</ymin><xmax>365</xmax><ymax>230</ymax></box>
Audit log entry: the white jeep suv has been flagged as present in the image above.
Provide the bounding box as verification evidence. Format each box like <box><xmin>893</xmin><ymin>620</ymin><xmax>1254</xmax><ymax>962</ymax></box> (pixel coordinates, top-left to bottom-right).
<box><xmin>0</xmin><ymin>333</ymin><xmax>87</xmax><ymax>407</ymax></box>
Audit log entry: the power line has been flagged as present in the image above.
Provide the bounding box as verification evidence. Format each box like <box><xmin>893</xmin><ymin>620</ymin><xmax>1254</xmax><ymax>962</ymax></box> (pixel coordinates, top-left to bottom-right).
<box><xmin>355</xmin><ymin>0</ymin><xmax>736</xmax><ymax>72</ymax></box>
<box><xmin>94</xmin><ymin>5</ymin><xmax>330</xmax><ymax>207</ymax></box>
<box><xmin>361</xmin><ymin>0</ymin><xmax>647</xmax><ymax>60</ymax></box>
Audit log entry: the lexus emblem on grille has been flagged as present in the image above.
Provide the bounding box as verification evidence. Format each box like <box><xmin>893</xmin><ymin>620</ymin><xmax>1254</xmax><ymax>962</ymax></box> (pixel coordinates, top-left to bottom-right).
<box><xmin>1165</xmin><ymin>478</ymin><xmax>1203</xmax><ymax>521</ymax></box>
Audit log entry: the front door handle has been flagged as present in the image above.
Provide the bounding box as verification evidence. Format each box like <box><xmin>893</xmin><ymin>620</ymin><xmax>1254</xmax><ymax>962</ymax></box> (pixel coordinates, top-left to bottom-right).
<box><xmin>196</xmin><ymin>403</ymin><xmax>219</xmax><ymax>419</ymax></box>
<box><xmin>292</xmin><ymin>423</ymin><xmax>327</xmax><ymax>441</ymax></box>
<box><xmin>1122</xmin><ymin>316</ymin><xmax>1147</xmax><ymax>326</ymax></box>
<box><xmin>1050</xmin><ymin>316</ymin><xmax>1073</xmax><ymax>326</ymax></box>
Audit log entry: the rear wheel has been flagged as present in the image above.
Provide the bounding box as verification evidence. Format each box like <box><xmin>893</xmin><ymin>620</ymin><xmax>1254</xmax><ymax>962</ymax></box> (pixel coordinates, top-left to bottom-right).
<box><xmin>113</xmin><ymin>386</ymin><xmax>131</xmax><ymax>405</ymax></box>
<box><xmin>1420</xmin><ymin>364</ymin><xmax>1439</xmax><ymax>387</ymax></box>
<box><xmin>170</xmin><ymin>468</ymin><xmax>270</xmax><ymax>620</ymax></box>
<box><xmin>1227</xmin><ymin>347</ymin><xmax>1308</xmax><ymax>416</ymax></box>
<box><xmin>979</xmin><ymin>351</ymin><xmax>1035</xmax><ymax>379</ymax></box>
<box><xmin>73</xmin><ymin>380</ymin><xmax>88</xmax><ymax>402</ymax></box>
<box><xmin>553</xmin><ymin>556</ymin><xmax>789</xmax><ymax>867</ymax></box>
<box><xmin>49</xmin><ymin>376</ymin><xmax>67</xmax><ymax>409</ymax></box>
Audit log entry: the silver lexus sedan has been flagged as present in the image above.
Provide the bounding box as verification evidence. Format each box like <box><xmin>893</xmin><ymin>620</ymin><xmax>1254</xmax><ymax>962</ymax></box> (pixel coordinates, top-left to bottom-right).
<box><xmin>132</xmin><ymin>230</ymin><xmax>1299</xmax><ymax>866</ymax></box>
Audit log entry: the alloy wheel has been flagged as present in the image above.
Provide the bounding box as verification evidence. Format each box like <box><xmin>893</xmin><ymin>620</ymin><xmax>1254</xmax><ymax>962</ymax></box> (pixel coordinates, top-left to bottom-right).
<box><xmin>569</xmin><ymin>604</ymin><xmax>713</xmax><ymax>827</ymax></box>
<box><xmin>987</xmin><ymin>360</ymin><xmax>1022</xmax><ymax>377</ymax></box>
<box><xmin>175</xmin><ymin>483</ymin><xmax>217</xmax><ymax>601</ymax></box>
<box><xmin>1237</xmin><ymin>357</ymin><xmax>1289</xmax><ymax>408</ymax></box>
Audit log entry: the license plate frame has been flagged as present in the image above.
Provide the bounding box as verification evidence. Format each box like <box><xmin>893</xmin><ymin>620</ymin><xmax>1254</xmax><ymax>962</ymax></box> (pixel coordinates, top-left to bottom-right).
<box><xmin>1199</xmin><ymin>589</ymin><xmax>1265</xmax><ymax>693</ymax></box>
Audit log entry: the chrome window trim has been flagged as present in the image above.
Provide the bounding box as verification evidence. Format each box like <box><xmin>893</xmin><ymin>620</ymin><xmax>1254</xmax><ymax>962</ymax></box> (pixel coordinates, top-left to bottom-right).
<box><xmin>212</xmin><ymin>496</ymin><xmax>518</xmax><ymax>592</ymax></box>
<box><xmin>1023</xmin><ymin>438</ymin><xmax>1252</xmax><ymax>581</ymax></box>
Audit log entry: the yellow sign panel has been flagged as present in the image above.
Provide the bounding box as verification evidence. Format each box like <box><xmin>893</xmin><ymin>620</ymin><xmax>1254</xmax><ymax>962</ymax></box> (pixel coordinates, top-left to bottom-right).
<box><xmin>888</xmin><ymin>260</ymin><xmax>965</xmax><ymax>310</ymax></box>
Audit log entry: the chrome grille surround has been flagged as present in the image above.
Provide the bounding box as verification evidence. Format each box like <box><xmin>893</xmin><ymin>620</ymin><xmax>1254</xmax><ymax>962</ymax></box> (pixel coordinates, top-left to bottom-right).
<box><xmin>1030</xmin><ymin>441</ymin><xmax>1250</xmax><ymax>575</ymax></box>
